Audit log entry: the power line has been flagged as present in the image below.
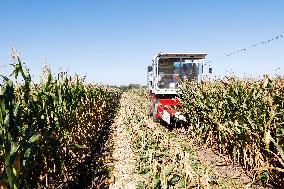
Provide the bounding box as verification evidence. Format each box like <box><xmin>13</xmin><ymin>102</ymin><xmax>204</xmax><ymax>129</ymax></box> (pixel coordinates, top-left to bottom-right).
<box><xmin>205</xmin><ymin>33</ymin><xmax>284</xmax><ymax>65</ymax></box>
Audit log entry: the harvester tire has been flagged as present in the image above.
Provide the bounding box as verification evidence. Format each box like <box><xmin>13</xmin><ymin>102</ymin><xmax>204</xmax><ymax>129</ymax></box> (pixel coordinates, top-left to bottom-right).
<box><xmin>147</xmin><ymin>101</ymin><xmax>153</xmax><ymax>116</ymax></box>
<box><xmin>152</xmin><ymin>100</ymin><xmax>159</xmax><ymax>122</ymax></box>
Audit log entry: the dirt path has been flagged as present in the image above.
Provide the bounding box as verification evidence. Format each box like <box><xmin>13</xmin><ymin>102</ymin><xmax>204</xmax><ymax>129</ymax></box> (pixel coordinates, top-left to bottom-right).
<box><xmin>108</xmin><ymin>92</ymin><xmax>143</xmax><ymax>189</ymax></box>
<box><xmin>171</xmin><ymin>129</ymin><xmax>271</xmax><ymax>188</ymax></box>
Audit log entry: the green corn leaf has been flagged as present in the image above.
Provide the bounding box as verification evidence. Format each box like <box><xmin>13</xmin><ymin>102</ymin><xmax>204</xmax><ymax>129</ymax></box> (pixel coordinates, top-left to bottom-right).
<box><xmin>10</xmin><ymin>141</ymin><xmax>19</xmax><ymax>156</ymax></box>
<box><xmin>71</xmin><ymin>144</ymin><xmax>88</xmax><ymax>149</ymax></box>
<box><xmin>270</xmin><ymin>135</ymin><xmax>284</xmax><ymax>167</ymax></box>
<box><xmin>153</xmin><ymin>177</ymin><xmax>161</xmax><ymax>188</ymax></box>
<box><xmin>0</xmin><ymin>86</ymin><xmax>5</xmax><ymax>95</ymax></box>
<box><xmin>168</xmin><ymin>174</ymin><xmax>180</xmax><ymax>185</ymax></box>
<box><xmin>163</xmin><ymin>164</ymin><xmax>175</xmax><ymax>176</ymax></box>
<box><xmin>28</xmin><ymin>133</ymin><xmax>40</xmax><ymax>143</ymax></box>
<box><xmin>24</xmin><ymin>148</ymin><xmax>31</xmax><ymax>158</ymax></box>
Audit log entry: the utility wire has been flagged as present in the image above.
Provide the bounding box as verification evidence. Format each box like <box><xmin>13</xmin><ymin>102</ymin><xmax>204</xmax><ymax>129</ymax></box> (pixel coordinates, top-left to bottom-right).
<box><xmin>205</xmin><ymin>33</ymin><xmax>284</xmax><ymax>65</ymax></box>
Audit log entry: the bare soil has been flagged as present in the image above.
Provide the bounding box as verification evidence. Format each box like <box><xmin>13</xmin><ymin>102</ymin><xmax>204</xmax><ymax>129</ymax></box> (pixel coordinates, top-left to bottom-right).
<box><xmin>172</xmin><ymin>128</ymin><xmax>275</xmax><ymax>189</ymax></box>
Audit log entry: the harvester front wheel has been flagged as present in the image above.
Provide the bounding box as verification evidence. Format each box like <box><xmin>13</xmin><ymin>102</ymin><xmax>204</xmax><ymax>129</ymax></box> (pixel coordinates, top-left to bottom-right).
<box><xmin>147</xmin><ymin>101</ymin><xmax>153</xmax><ymax>116</ymax></box>
<box><xmin>152</xmin><ymin>100</ymin><xmax>159</xmax><ymax>122</ymax></box>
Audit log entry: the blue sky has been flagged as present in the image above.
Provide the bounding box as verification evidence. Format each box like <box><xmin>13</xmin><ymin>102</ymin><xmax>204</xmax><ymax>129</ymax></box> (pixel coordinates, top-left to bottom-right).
<box><xmin>0</xmin><ymin>0</ymin><xmax>284</xmax><ymax>85</ymax></box>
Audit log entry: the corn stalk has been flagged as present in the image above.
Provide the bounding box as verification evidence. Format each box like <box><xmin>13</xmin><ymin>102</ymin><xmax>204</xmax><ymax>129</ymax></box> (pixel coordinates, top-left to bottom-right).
<box><xmin>179</xmin><ymin>76</ymin><xmax>284</xmax><ymax>186</ymax></box>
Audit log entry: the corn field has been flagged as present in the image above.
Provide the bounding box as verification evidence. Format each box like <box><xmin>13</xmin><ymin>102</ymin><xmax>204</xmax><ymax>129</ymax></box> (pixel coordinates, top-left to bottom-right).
<box><xmin>179</xmin><ymin>77</ymin><xmax>284</xmax><ymax>186</ymax></box>
<box><xmin>0</xmin><ymin>53</ymin><xmax>121</xmax><ymax>188</ymax></box>
<box><xmin>1</xmin><ymin>51</ymin><xmax>284</xmax><ymax>188</ymax></box>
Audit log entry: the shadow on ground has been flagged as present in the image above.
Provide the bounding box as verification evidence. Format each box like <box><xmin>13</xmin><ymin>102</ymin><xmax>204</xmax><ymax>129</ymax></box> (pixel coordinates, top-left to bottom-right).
<box><xmin>58</xmin><ymin>99</ymin><xmax>121</xmax><ymax>189</ymax></box>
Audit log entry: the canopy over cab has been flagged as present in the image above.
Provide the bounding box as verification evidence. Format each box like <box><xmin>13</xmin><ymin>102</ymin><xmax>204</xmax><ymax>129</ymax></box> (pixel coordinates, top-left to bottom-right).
<box><xmin>157</xmin><ymin>53</ymin><xmax>207</xmax><ymax>59</ymax></box>
<box><xmin>148</xmin><ymin>53</ymin><xmax>207</xmax><ymax>95</ymax></box>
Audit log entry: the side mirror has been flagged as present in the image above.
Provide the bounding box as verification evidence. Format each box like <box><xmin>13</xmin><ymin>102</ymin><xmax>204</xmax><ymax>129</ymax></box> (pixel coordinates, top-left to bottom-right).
<box><xmin>148</xmin><ymin>66</ymin><xmax>153</xmax><ymax>72</ymax></box>
<box><xmin>209</xmin><ymin>67</ymin><xmax>212</xmax><ymax>73</ymax></box>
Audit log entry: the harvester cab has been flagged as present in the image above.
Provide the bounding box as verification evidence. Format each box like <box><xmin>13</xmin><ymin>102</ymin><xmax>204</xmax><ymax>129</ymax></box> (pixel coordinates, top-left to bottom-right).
<box><xmin>147</xmin><ymin>52</ymin><xmax>207</xmax><ymax>124</ymax></box>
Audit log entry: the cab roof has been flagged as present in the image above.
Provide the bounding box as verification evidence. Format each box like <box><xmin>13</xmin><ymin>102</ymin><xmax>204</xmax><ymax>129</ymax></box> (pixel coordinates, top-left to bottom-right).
<box><xmin>157</xmin><ymin>53</ymin><xmax>207</xmax><ymax>59</ymax></box>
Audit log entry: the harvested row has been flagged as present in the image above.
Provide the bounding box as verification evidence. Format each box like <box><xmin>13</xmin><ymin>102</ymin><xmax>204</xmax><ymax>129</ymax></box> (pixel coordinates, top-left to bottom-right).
<box><xmin>108</xmin><ymin>92</ymin><xmax>144</xmax><ymax>189</ymax></box>
<box><xmin>0</xmin><ymin>56</ymin><xmax>121</xmax><ymax>188</ymax></box>
<box><xmin>179</xmin><ymin>77</ymin><xmax>284</xmax><ymax>186</ymax></box>
<box><xmin>121</xmin><ymin>89</ymin><xmax>252</xmax><ymax>188</ymax></box>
